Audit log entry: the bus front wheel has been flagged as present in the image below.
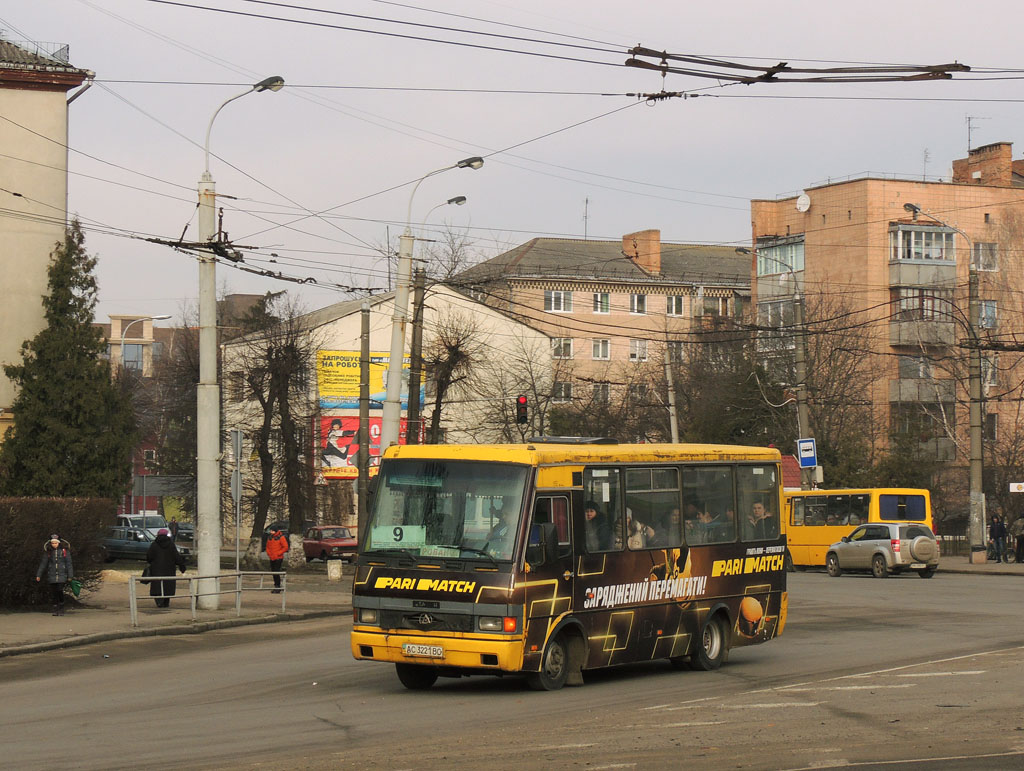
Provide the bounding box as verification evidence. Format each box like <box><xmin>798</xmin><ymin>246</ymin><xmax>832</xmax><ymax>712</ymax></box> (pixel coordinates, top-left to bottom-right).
<box><xmin>689</xmin><ymin>616</ymin><xmax>727</xmax><ymax>671</ymax></box>
<box><xmin>527</xmin><ymin>634</ymin><xmax>569</xmax><ymax>691</ymax></box>
<box><xmin>396</xmin><ymin>663</ymin><xmax>438</xmax><ymax>690</ymax></box>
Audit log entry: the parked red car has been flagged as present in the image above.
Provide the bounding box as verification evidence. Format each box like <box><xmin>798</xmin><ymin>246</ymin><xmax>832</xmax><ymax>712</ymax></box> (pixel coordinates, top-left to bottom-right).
<box><xmin>303</xmin><ymin>525</ymin><xmax>357</xmax><ymax>562</ymax></box>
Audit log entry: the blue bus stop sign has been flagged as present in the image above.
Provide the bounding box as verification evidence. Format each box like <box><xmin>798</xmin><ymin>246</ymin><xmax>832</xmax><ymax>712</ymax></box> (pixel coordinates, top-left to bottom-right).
<box><xmin>797</xmin><ymin>438</ymin><xmax>817</xmax><ymax>468</ymax></box>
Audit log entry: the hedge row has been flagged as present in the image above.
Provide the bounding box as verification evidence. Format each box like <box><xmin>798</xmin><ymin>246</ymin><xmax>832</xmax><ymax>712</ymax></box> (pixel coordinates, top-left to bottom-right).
<box><xmin>0</xmin><ymin>497</ymin><xmax>114</xmax><ymax>607</ymax></box>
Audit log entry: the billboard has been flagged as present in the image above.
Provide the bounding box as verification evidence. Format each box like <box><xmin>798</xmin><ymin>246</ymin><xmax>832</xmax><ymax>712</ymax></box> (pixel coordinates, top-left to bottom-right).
<box><xmin>317</xmin><ymin>415</ymin><xmax>411</xmax><ymax>479</ymax></box>
<box><xmin>317</xmin><ymin>350</ymin><xmax>422</xmax><ymax>410</ymax></box>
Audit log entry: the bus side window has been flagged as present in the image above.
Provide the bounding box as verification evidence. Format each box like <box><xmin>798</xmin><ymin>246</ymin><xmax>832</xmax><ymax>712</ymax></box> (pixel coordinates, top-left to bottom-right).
<box><xmin>792</xmin><ymin>499</ymin><xmax>804</xmax><ymax>526</ymax></box>
<box><xmin>530</xmin><ymin>496</ymin><xmax>571</xmax><ymax>557</ymax></box>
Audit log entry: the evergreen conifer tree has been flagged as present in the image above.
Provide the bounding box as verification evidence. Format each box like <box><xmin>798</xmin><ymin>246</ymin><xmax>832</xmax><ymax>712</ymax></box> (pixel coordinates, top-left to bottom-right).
<box><xmin>0</xmin><ymin>221</ymin><xmax>136</xmax><ymax>498</ymax></box>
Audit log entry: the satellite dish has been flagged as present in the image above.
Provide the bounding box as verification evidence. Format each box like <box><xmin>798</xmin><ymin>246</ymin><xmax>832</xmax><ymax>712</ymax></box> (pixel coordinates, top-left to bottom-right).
<box><xmin>795</xmin><ymin>193</ymin><xmax>811</xmax><ymax>213</ymax></box>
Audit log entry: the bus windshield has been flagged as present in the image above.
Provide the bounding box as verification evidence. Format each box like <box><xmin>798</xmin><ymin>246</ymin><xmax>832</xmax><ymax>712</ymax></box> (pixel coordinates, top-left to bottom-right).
<box><xmin>364</xmin><ymin>459</ymin><xmax>530</xmax><ymax>561</ymax></box>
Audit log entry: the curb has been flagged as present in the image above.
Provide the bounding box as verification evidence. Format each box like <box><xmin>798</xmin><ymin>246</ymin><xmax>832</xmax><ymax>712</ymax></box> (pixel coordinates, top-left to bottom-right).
<box><xmin>0</xmin><ymin>607</ymin><xmax>348</xmax><ymax>659</ymax></box>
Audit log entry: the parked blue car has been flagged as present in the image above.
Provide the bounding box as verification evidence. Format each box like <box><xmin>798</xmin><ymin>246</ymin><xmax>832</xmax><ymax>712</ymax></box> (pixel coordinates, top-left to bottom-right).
<box><xmin>101</xmin><ymin>527</ymin><xmax>192</xmax><ymax>562</ymax></box>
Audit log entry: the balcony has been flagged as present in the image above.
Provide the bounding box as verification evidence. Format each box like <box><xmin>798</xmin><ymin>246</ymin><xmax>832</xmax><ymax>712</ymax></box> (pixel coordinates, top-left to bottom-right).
<box><xmin>889</xmin><ymin>379</ymin><xmax>955</xmax><ymax>403</ymax></box>
<box><xmin>889</xmin><ymin>319</ymin><xmax>955</xmax><ymax>346</ymax></box>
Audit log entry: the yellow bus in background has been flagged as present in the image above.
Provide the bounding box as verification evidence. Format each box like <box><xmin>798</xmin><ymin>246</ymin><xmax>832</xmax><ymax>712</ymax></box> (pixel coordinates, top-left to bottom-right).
<box><xmin>784</xmin><ymin>488</ymin><xmax>934</xmax><ymax>569</ymax></box>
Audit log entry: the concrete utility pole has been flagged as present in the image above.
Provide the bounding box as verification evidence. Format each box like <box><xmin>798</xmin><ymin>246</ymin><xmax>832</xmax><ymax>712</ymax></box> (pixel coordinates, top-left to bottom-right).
<box><xmin>357</xmin><ymin>302</ymin><xmax>370</xmax><ymax>544</ymax></box>
<box><xmin>793</xmin><ymin>296</ymin><xmax>813</xmax><ymax>490</ymax></box>
<box><xmin>380</xmin><ymin>157</ymin><xmax>483</xmax><ymax>450</ymax></box>
<box><xmin>904</xmin><ymin>203</ymin><xmax>986</xmax><ymax>562</ymax></box>
<box><xmin>407</xmin><ymin>269</ymin><xmax>426</xmax><ymax>445</ymax></box>
<box><xmin>196</xmin><ymin>76</ymin><xmax>283</xmax><ymax>609</ymax></box>
<box><xmin>664</xmin><ymin>341</ymin><xmax>679</xmax><ymax>443</ymax></box>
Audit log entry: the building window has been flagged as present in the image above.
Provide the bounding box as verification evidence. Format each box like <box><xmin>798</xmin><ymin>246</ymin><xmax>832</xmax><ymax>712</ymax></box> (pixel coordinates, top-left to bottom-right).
<box><xmin>695</xmin><ymin>296</ymin><xmax>728</xmax><ymax>316</ymax></box>
<box><xmin>667</xmin><ymin>341</ymin><xmax>685</xmax><ymax>363</ymax></box>
<box><xmin>891</xmin><ymin>402</ymin><xmax>953</xmax><ymax>439</ymax></box>
<box><xmin>890</xmin><ymin>288</ymin><xmax>953</xmax><ymax>321</ymax></box>
<box><xmin>756</xmin><ymin>300</ymin><xmax>796</xmax><ymax>351</ymax></box>
<box><xmin>898</xmin><ymin>356</ymin><xmax>932</xmax><ymax>379</ymax></box>
<box><xmin>544</xmin><ymin>290</ymin><xmax>573</xmax><ymax>312</ymax></box>
<box><xmin>985</xmin><ymin>413</ymin><xmax>998</xmax><ymax>442</ymax></box>
<box><xmin>628</xmin><ymin>383</ymin><xmax>648</xmax><ymax>403</ymax></box>
<box><xmin>122</xmin><ymin>343</ymin><xmax>143</xmax><ymax>371</ymax></box>
<box><xmin>552</xmin><ymin>381</ymin><xmax>573</xmax><ymax>403</ymax></box>
<box><xmin>593</xmin><ymin>382</ymin><xmax>610</xmax><ymax>404</ymax></box>
<box><xmin>630</xmin><ymin>293</ymin><xmax>646</xmax><ymax>314</ymax></box>
<box><xmin>667</xmin><ymin>295</ymin><xmax>685</xmax><ymax>316</ymax></box>
<box><xmin>592</xmin><ymin>339</ymin><xmax>610</xmax><ymax>360</ymax></box>
<box><xmin>756</xmin><ymin>236</ymin><xmax>805</xmax><ymax>276</ymax></box>
<box><xmin>973</xmin><ymin>243</ymin><xmax>998</xmax><ymax>271</ymax></box>
<box><xmin>143</xmin><ymin>449</ymin><xmax>156</xmax><ymax>463</ymax></box>
<box><xmin>227</xmin><ymin>371</ymin><xmax>247</xmax><ymax>402</ymax></box>
<box><xmin>592</xmin><ymin>292</ymin><xmax>610</xmax><ymax>314</ymax></box>
<box><xmin>982</xmin><ymin>354</ymin><xmax>998</xmax><ymax>387</ymax></box>
<box><xmin>889</xmin><ymin>226</ymin><xmax>955</xmax><ymax>262</ymax></box>
<box><xmin>629</xmin><ymin>339</ymin><xmax>648</xmax><ymax>361</ymax></box>
<box><xmin>978</xmin><ymin>300</ymin><xmax>997</xmax><ymax>329</ymax></box>
<box><xmin>551</xmin><ymin>338</ymin><xmax>574</xmax><ymax>359</ymax></box>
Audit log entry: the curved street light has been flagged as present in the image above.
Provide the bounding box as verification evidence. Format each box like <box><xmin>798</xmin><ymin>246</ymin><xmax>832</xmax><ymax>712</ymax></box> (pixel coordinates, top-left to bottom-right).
<box><xmin>119</xmin><ymin>315</ymin><xmax>171</xmax><ymax>373</ymax></box>
<box><xmin>381</xmin><ymin>158</ymin><xmax>483</xmax><ymax>450</ymax></box>
<box><xmin>197</xmin><ymin>76</ymin><xmax>284</xmax><ymax>611</ymax></box>
<box><xmin>904</xmin><ymin>202</ymin><xmax>986</xmax><ymax>560</ymax></box>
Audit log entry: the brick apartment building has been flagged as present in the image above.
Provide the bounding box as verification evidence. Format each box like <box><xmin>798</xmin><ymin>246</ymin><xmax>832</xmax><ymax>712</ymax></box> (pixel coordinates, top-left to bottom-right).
<box><xmin>751</xmin><ymin>142</ymin><xmax>1024</xmax><ymax>476</ymax></box>
<box><xmin>455</xmin><ymin>229</ymin><xmax>750</xmax><ymax>411</ymax></box>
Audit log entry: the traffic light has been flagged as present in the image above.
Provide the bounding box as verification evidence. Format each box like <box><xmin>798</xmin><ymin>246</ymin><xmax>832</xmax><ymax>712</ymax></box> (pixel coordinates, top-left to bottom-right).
<box><xmin>515</xmin><ymin>395</ymin><xmax>528</xmax><ymax>424</ymax></box>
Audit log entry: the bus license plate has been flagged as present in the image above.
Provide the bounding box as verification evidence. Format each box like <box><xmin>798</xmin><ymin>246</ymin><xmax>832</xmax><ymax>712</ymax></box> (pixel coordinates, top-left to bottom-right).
<box><xmin>402</xmin><ymin>643</ymin><xmax>443</xmax><ymax>658</ymax></box>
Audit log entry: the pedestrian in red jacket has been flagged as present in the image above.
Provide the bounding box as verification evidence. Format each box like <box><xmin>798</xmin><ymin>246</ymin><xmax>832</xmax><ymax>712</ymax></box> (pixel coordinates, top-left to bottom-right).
<box><xmin>265</xmin><ymin>529</ymin><xmax>289</xmax><ymax>593</ymax></box>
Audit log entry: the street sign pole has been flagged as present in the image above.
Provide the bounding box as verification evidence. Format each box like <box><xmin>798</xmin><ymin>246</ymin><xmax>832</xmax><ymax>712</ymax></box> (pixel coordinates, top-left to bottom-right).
<box><xmin>231</xmin><ymin>429</ymin><xmax>243</xmax><ymax>573</ymax></box>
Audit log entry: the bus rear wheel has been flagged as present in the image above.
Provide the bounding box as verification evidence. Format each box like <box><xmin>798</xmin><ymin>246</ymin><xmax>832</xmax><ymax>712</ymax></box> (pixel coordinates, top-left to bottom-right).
<box><xmin>396</xmin><ymin>663</ymin><xmax>438</xmax><ymax>690</ymax></box>
<box><xmin>527</xmin><ymin>634</ymin><xmax>569</xmax><ymax>691</ymax></box>
<box><xmin>689</xmin><ymin>616</ymin><xmax>727</xmax><ymax>671</ymax></box>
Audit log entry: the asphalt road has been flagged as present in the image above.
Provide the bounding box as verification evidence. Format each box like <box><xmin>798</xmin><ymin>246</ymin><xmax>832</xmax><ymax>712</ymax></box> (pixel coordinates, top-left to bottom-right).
<box><xmin>3</xmin><ymin>571</ymin><xmax>1023</xmax><ymax>771</ymax></box>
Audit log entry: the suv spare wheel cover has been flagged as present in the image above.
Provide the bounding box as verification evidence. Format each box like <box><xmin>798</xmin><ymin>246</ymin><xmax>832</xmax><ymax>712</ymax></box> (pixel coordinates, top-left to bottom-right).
<box><xmin>910</xmin><ymin>536</ymin><xmax>936</xmax><ymax>561</ymax></box>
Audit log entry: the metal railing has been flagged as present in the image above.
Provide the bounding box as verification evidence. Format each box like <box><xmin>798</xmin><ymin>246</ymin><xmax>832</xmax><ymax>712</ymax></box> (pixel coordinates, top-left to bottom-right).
<box><xmin>128</xmin><ymin>571</ymin><xmax>286</xmax><ymax>627</ymax></box>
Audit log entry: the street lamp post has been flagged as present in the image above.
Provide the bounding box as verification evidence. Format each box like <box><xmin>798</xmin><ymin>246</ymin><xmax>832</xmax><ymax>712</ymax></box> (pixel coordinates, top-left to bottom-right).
<box><xmin>904</xmin><ymin>203</ymin><xmax>986</xmax><ymax>562</ymax></box>
<box><xmin>120</xmin><ymin>315</ymin><xmax>171</xmax><ymax>517</ymax></box>
<box><xmin>118</xmin><ymin>315</ymin><xmax>171</xmax><ymax>373</ymax></box>
<box><xmin>745</xmin><ymin>247</ymin><xmax>813</xmax><ymax>488</ymax></box>
<box><xmin>196</xmin><ymin>76</ymin><xmax>284</xmax><ymax>610</ymax></box>
<box><xmin>380</xmin><ymin>157</ymin><xmax>483</xmax><ymax>451</ymax></box>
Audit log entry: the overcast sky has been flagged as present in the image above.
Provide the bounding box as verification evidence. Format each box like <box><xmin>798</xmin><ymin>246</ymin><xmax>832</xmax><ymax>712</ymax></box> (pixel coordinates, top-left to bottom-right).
<box><xmin>4</xmin><ymin>0</ymin><xmax>1022</xmax><ymax>324</ymax></box>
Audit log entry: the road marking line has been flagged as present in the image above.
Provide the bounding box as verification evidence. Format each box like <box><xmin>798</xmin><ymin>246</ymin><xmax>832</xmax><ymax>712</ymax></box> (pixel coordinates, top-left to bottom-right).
<box><xmin>535</xmin><ymin>744</ymin><xmax>595</xmax><ymax>750</ymax></box>
<box><xmin>658</xmin><ymin>720</ymin><xmax>725</xmax><ymax>727</ymax></box>
<box><xmin>894</xmin><ymin>670</ymin><xmax>984</xmax><ymax>677</ymax></box>
<box><xmin>780</xmin><ymin>749</ymin><xmax>1024</xmax><ymax>770</ymax></box>
<box><xmin>722</xmin><ymin>702</ymin><xmax>820</xmax><ymax>708</ymax></box>
<box><xmin>644</xmin><ymin>696</ymin><xmax>716</xmax><ymax>711</ymax></box>
<box><xmin>782</xmin><ymin>684</ymin><xmax>913</xmax><ymax>692</ymax></box>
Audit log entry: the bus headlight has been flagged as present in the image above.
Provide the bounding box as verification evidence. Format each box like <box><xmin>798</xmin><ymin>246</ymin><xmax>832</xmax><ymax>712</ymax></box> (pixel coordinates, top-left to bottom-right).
<box><xmin>357</xmin><ymin>608</ymin><xmax>378</xmax><ymax>624</ymax></box>
<box><xmin>479</xmin><ymin>616</ymin><xmax>517</xmax><ymax>632</ymax></box>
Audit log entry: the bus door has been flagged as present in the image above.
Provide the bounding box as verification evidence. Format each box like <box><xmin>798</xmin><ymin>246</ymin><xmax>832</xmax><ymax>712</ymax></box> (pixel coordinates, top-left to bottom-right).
<box><xmin>522</xmin><ymin>494</ymin><xmax>574</xmax><ymax>670</ymax></box>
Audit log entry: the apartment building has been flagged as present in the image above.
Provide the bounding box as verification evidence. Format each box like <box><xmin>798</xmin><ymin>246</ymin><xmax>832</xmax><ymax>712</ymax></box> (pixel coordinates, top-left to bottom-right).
<box><xmin>456</xmin><ymin>229</ymin><xmax>750</xmax><ymax>408</ymax></box>
<box><xmin>751</xmin><ymin>142</ymin><xmax>1024</xmax><ymax>464</ymax></box>
<box><xmin>0</xmin><ymin>38</ymin><xmax>90</xmax><ymax>435</ymax></box>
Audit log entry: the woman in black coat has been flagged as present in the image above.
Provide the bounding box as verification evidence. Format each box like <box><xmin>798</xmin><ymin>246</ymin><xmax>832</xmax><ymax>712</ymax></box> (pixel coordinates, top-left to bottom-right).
<box><xmin>146</xmin><ymin>528</ymin><xmax>187</xmax><ymax>608</ymax></box>
<box><xmin>36</xmin><ymin>534</ymin><xmax>73</xmax><ymax>616</ymax></box>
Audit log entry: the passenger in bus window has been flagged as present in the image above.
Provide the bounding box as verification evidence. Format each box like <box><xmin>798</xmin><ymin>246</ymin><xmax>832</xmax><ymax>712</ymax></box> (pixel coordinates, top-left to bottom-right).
<box><xmin>826</xmin><ymin>513</ymin><xmax>838</xmax><ymax>526</ymax></box>
<box><xmin>584</xmin><ymin>501</ymin><xmax>612</xmax><ymax>551</ymax></box>
<box><xmin>626</xmin><ymin>508</ymin><xmax>655</xmax><ymax>549</ymax></box>
<box><xmin>484</xmin><ymin>504</ymin><xmax>517</xmax><ymax>558</ymax></box>
<box><xmin>651</xmin><ymin>508</ymin><xmax>681</xmax><ymax>547</ymax></box>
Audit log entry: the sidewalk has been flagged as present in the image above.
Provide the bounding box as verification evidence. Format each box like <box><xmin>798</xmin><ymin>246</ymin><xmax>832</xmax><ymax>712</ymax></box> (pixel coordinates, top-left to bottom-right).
<box><xmin>0</xmin><ymin>564</ymin><xmax>352</xmax><ymax>658</ymax></box>
<box><xmin>2</xmin><ymin>555</ymin><xmax>1020</xmax><ymax>659</ymax></box>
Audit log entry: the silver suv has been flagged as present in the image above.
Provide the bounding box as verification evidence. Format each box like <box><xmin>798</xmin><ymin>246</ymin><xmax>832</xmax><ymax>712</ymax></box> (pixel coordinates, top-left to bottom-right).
<box><xmin>826</xmin><ymin>522</ymin><xmax>938</xmax><ymax>579</ymax></box>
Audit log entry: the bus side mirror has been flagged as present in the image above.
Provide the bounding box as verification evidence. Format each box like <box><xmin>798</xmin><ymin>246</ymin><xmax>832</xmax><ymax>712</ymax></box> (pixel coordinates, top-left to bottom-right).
<box><xmin>526</xmin><ymin>522</ymin><xmax>558</xmax><ymax>567</ymax></box>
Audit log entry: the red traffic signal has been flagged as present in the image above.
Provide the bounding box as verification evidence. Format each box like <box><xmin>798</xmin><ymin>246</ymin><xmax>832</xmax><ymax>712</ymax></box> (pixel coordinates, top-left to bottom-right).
<box><xmin>515</xmin><ymin>395</ymin><xmax>528</xmax><ymax>424</ymax></box>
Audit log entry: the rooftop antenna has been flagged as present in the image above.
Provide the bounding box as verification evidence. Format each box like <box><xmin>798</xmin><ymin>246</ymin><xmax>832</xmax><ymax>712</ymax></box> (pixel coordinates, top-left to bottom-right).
<box><xmin>583</xmin><ymin>197</ymin><xmax>589</xmax><ymax>240</ymax></box>
<box><xmin>966</xmin><ymin>115</ymin><xmax>990</xmax><ymax>153</ymax></box>
<box><xmin>922</xmin><ymin>148</ymin><xmax>930</xmax><ymax>180</ymax></box>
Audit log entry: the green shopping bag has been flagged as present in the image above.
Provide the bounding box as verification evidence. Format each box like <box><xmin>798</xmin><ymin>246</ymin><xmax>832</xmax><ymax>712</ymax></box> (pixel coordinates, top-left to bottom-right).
<box><xmin>69</xmin><ymin>578</ymin><xmax>83</xmax><ymax>598</ymax></box>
